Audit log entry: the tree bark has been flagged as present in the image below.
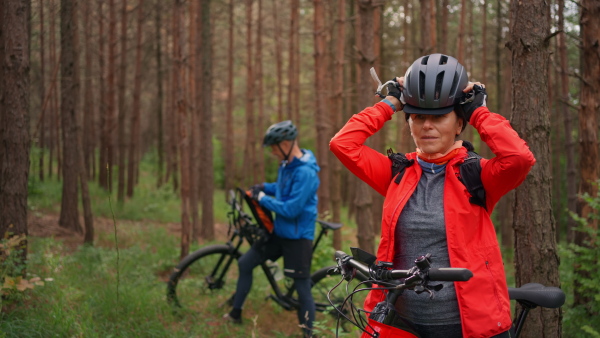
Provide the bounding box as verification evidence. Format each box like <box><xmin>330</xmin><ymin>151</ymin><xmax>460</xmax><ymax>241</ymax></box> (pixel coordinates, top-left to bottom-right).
<box><xmin>82</xmin><ymin>0</ymin><xmax>95</xmax><ymax>181</ymax></box>
<box><xmin>314</xmin><ymin>0</ymin><xmax>330</xmax><ymax>221</ymax></box>
<box><xmin>224</xmin><ymin>0</ymin><xmax>235</xmax><ymax>192</ymax></box>
<box><xmin>98</xmin><ymin>0</ymin><xmax>107</xmax><ymax>187</ymax></box>
<box><xmin>243</xmin><ymin>0</ymin><xmax>256</xmax><ymax>187</ymax></box>
<box><xmin>0</xmin><ymin>0</ymin><xmax>31</xmax><ymax>261</ymax></box>
<box><xmin>255</xmin><ymin>0</ymin><xmax>265</xmax><ymax>183</ymax></box>
<box><xmin>440</xmin><ymin>0</ymin><xmax>448</xmax><ymax>54</ymax></box>
<box><xmin>557</xmin><ymin>0</ymin><xmax>577</xmax><ymax>243</ymax></box>
<box><xmin>39</xmin><ymin>0</ymin><xmax>46</xmax><ymax>181</ymax></box>
<box><xmin>155</xmin><ymin>1</ymin><xmax>164</xmax><ymax>187</ymax></box>
<box><xmin>354</xmin><ymin>0</ymin><xmax>377</xmax><ymax>254</ymax></box>
<box><xmin>117</xmin><ymin>0</ymin><xmax>128</xmax><ymax>202</ymax></box>
<box><xmin>272</xmin><ymin>0</ymin><xmax>283</xmax><ymax>122</ymax></box>
<box><xmin>330</xmin><ymin>0</ymin><xmax>346</xmax><ymax>250</ymax></box>
<box><xmin>127</xmin><ymin>0</ymin><xmax>144</xmax><ymax>198</ymax></box>
<box><xmin>419</xmin><ymin>0</ymin><xmax>431</xmax><ymax>55</ymax></box>
<box><xmin>288</xmin><ymin>0</ymin><xmax>300</xmax><ymax>125</ymax></box>
<box><xmin>200</xmin><ymin>0</ymin><xmax>214</xmax><ymax>241</ymax></box>
<box><xmin>508</xmin><ymin>0</ymin><xmax>561</xmax><ymax>336</ymax></box>
<box><xmin>59</xmin><ymin>0</ymin><xmax>82</xmax><ymax>234</ymax></box>
<box><xmin>574</xmin><ymin>0</ymin><xmax>600</xmax><ymax>308</ymax></box>
<box><xmin>457</xmin><ymin>0</ymin><xmax>466</xmax><ymax>64</ymax></box>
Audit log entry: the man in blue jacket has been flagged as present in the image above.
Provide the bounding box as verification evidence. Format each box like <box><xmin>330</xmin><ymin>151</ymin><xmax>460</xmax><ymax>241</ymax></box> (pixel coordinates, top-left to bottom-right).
<box><xmin>224</xmin><ymin>120</ymin><xmax>320</xmax><ymax>337</ymax></box>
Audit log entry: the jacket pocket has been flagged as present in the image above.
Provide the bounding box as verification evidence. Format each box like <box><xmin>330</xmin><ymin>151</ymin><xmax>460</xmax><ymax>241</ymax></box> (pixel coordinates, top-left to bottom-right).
<box><xmin>484</xmin><ymin>259</ymin><xmax>504</xmax><ymax>313</ymax></box>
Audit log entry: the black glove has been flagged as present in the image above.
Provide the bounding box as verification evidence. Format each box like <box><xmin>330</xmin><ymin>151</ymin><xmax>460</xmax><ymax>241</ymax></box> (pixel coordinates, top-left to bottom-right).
<box><xmin>249</xmin><ymin>184</ymin><xmax>264</xmax><ymax>200</ymax></box>
<box><xmin>386</xmin><ymin>79</ymin><xmax>405</xmax><ymax>110</ymax></box>
<box><xmin>456</xmin><ymin>84</ymin><xmax>487</xmax><ymax>123</ymax></box>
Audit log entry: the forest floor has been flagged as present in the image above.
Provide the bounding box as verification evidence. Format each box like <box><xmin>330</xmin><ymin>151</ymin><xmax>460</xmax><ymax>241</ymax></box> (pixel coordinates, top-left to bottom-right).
<box><xmin>16</xmin><ymin>210</ymin><xmax>360</xmax><ymax>337</ymax></box>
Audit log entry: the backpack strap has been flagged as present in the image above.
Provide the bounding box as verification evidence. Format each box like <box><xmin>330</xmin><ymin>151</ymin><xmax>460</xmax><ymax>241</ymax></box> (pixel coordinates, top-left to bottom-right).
<box><xmin>387</xmin><ymin>148</ymin><xmax>414</xmax><ymax>184</ymax></box>
<box><xmin>459</xmin><ymin>150</ymin><xmax>487</xmax><ymax>210</ymax></box>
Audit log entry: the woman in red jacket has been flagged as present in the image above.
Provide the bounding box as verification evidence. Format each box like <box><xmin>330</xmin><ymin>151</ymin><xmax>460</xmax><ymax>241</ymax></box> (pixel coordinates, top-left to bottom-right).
<box><xmin>329</xmin><ymin>54</ymin><xmax>535</xmax><ymax>338</ymax></box>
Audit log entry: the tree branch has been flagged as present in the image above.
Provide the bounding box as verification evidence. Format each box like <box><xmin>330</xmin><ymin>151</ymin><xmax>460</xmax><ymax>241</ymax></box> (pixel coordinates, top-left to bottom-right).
<box><xmin>544</xmin><ymin>30</ymin><xmax>562</xmax><ymax>44</ymax></box>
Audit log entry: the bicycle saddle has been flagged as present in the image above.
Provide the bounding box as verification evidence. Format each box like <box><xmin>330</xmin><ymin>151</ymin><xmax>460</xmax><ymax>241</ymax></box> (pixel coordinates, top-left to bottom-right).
<box><xmin>316</xmin><ymin>220</ymin><xmax>343</xmax><ymax>230</ymax></box>
<box><xmin>508</xmin><ymin>283</ymin><xmax>565</xmax><ymax>308</ymax></box>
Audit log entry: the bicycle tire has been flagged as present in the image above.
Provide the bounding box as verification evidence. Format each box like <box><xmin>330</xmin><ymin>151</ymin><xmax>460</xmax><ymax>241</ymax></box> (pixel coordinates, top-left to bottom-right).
<box><xmin>167</xmin><ymin>244</ymin><xmax>241</xmax><ymax>310</ymax></box>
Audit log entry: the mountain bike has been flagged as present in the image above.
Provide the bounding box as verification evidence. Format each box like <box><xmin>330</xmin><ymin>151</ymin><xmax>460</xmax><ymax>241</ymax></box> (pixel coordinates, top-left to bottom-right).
<box><xmin>329</xmin><ymin>247</ymin><xmax>566</xmax><ymax>338</ymax></box>
<box><xmin>166</xmin><ymin>187</ymin><xmax>359</xmax><ymax>327</ymax></box>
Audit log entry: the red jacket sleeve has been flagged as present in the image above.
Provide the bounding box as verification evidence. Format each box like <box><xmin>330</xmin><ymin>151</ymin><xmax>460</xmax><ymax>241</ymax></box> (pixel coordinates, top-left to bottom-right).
<box><xmin>329</xmin><ymin>102</ymin><xmax>395</xmax><ymax>196</ymax></box>
<box><xmin>471</xmin><ymin>106</ymin><xmax>536</xmax><ymax>211</ymax></box>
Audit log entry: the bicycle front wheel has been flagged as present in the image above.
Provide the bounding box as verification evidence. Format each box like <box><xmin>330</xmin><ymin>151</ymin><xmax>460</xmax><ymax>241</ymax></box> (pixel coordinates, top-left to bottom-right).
<box><xmin>167</xmin><ymin>244</ymin><xmax>241</xmax><ymax>310</ymax></box>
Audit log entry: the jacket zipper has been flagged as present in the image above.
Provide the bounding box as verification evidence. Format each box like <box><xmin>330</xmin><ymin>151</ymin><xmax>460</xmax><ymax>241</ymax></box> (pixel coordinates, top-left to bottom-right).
<box><xmin>485</xmin><ymin>260</ymin><xmax>504</xmax><ymax>312</ymax></box>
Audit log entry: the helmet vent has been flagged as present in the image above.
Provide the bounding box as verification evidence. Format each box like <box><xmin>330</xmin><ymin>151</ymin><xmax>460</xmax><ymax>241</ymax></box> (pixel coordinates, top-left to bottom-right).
<box><xmin>439</xmin><ymin>55</ymin><xmax>448</xmax><ymax>65</ymax></box>
<box><xmin>434</xmin><ymin>71</ymin><xmax>444</xmax><ymax>100</ymax></box>
<box><xmin>449</xmin><ymin>71</ymin><xmax>459</xmax><ymax>98</ymax></box>
<box><xmin>421</xmin><ymin>55</ymin><xmax>429</xmax><ymax>65</ymax></box>
<box><xmin>419</xmin><ymin>71</ymin><xmax>426</xmax><ymax>100</ymax></box>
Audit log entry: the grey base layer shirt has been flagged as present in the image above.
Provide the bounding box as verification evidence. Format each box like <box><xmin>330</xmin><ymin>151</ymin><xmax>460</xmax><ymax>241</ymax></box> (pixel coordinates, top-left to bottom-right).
<box><xmin>393</xmin><ymin>166</ymin><xmax>461</xmax><ymax>326</ymax></box>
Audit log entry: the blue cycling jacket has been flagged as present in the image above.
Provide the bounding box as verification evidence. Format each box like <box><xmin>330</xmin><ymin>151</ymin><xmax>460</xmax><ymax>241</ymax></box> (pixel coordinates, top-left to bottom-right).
<box><xmin>259</xmin><ymin>149</ymin><xmax>320</xmax><ymax>240</ymax></box>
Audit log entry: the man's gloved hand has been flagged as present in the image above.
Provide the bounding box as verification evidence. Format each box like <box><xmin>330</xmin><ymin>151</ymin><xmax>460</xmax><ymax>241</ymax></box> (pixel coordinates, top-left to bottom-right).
<box><xmin>457</xmin><ymin>84</ymin><xmax>487</xmax><ymax>123</ymax></box>
<box><xmin>249</xmin><ymin>184</ymin><xmax>264</xmax><ymax>200</ymax></box>
<box><xmin>386</xmin><ymin>78</ymin><xmax>406</xmax><ymax>110</ymax></box>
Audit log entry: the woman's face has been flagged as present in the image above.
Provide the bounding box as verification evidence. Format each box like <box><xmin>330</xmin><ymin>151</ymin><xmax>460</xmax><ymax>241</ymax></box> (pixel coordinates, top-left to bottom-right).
<box><xmin>409</xmin><ymin>111</ymin><xmax>463</xmax><ymax>154</ymax></box>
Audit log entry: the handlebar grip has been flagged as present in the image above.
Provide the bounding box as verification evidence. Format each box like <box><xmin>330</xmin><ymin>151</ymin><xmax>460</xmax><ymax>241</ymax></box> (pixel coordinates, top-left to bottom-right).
<box><xmin>335</xmin><ymin>251</ymin><xmax>348</xmax><ymax>260</ymax></box>
<box><xmin>428</xmin><ymin>268</ymin><xmax>473</xmax><ymax>281</ymax></box>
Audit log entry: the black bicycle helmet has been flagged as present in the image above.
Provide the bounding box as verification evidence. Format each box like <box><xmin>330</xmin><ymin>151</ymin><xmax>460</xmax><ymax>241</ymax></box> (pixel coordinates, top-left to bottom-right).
<box><xmin>402</xmin><ymin>53</ymin><xmax>468</xmax><ymax>115</ymax></box>
<box><xmin>262</xmin><ymin>120</ymin><xmax>298</xmax><ymax>146</ymax></box>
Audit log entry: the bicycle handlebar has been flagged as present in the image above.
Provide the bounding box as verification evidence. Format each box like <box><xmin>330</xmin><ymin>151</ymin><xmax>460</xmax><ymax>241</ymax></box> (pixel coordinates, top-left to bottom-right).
<box><xmin>335</xmin><ymin>250</ymin><xmax>473</xmax><ymax>283</ymax></box>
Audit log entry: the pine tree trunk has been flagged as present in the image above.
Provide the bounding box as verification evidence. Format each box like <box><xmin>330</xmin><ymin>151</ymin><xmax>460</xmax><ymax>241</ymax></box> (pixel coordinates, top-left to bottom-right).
<box><xmin>575</xmin><ymin>0</ymin><xmax>600</xmax><ymax>308</ymax></box>
<box><xmin>419</xmin><ymin>0</ymin><xmax>431</xmax><ymax>55</ymax></box>
<box><xmin>556</xmin><ymin>0</ymin><xmax>575</xmax><ymax>243</ymax></box>
<box><xmin>440</xmin><ymin>0</ymin><xmax>448</xmax><ymax>54</ymax></box>
<box><xmin>457</xmin><ymin>0</ymin><xmax>466</xmax><ymax>63</ymax></box>
<box><xmin>127</xmin><ymin>0</ymin><xmax>144</xmax><ymax>198</ymax></box>
<box><xmin>59</xmin><ymin>0</ymin><xmax>82</xmax><ymax>234</ymax></box>
<box><xmin>508</xmin><ymin>1</ymin><xmax>561</xmax><ymax>336</ymax></box>
<box><xmin>243</xmin><ymin>0</ymin><xmax>256</xmax><ymax>187</ymax></box>
<box><xmin>354</xmin><ymin>0</ymin><xmax>377</xmax><ymax>254</ymax></box>
<box><xmin>0</xmin><ymin>0</ymin><xmax>31</xmax><ymax>259</ymax></box>
<box><xmin>98</xmin><ymin>0</ymin><xmax>107</xmax><ymax>187</ymax></box>
<box><xmin>117</xmin><ymin>0</ymin><xmax>128</xmax><ymax>202</ymax></box>
<box><xmin>255</xmin><ymin>0</ymin><xmax>265</xmax><ymax>183</ymax></box>
<box><xmin>189</xmin><ymin>0</ymin><xmax>200</xmax><ymax>242</ymax></box>
<box><xmin>200</xmin><ymin>0</ymin><xmax>214</xmax><ymax>241</ymax></box>
<box><xmin>82</xmin><ymin>0</ymin><xmax>95</xmax><ymax>181</ymax></box>
<box><xmin>224</xmin><ymin>0</ymin><xmax>235</xmax><ymax>192</ymax></box>
<box><xmin>330</xmin><ymin>0</ymin><xmax>346</xmax><ymax>250</ymax></box>
<box><xmin>314</xmin><ymin>0</ymin><xmax>330</xmax><ymax>222</ymax></box>
<box><xmin>155</xmin><ymin>1</ymin><xmax>164</xmax><ymax>187</ymax></box>
<box><xmin>272</xmin><ymin>0</ymin><xmax>283</xmax><ymax>122</ymax></box>
<box><xmin>39</xmin><ymin>0</ymin><xmax>46</xmax><ymax>181</ymax></box>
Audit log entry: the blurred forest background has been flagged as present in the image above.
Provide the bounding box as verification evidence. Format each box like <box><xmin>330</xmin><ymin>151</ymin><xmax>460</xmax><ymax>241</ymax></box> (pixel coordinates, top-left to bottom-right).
<box><xmin>1</xmin><ymin>0</ymin><xmax>599</xmax><ymax>336</ymax></box>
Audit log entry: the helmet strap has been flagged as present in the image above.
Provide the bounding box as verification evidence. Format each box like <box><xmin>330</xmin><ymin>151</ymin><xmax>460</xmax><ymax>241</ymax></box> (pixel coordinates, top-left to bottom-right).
<box><xmin>277</xmin><ymin>139</ymin><xmax>296</xmax><ymax>163</ymax></box>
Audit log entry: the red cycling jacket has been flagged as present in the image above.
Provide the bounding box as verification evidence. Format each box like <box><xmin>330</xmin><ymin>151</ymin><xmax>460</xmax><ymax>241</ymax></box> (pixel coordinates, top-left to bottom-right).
<box><xmin>329</xmin><ymin>102</ymin><xmax>536</xmax><ymax>338</ymax></box>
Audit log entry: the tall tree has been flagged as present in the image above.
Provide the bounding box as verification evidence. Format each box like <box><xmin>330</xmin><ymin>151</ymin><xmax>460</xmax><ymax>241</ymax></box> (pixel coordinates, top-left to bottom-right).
<box><xmin>173</xmin><ymin>0</ymin><xmax>191</xmax><ymax>260</ymax></box>
<box><xmin>199</xmin><ymin>0</ymin><xmax>214</xmax><ymax>240</ymax></box>
<box><xmin>154</xmin><ymin>1</ymin><xmax>164</xmax><ymax>187</ymax></box>
<box><xmin>38</xmin><ymin>0</ymin><xmax>46</xmax><ymax>181</ymax></box>
<box><xmin>224</xmin><ymin>0</ymin><xmax>235</xmax><ymax>192</ymax></box>
<box><xmin>117</xmin><ymin>0</ymin><xmax>129</xmax><ymax>202</ymax></box>
<box><xmin>127</xmin><ymin>0</ymin><xmax>144</xmax><ymax>198</ymax></box>
<box><xmin>354</xmin><ymin>0</ymin><xmax>377</xmax><ymax>254</ymax></box>
<box><xmin>508</xmin><ymin>0</ymin><xmax>561</xmax><ymax>336</ymax></box>
<box><xmin>557</xmin><ymin>0</ymin><xmax>577</xmax><ymax>242</ymax></box>
<box><xmin>575</xmin><ymin>0</ymin><xmax>600</xmax><ymax>308</ymax></box>
<box><xmin>100</xmin><ymin>0</ymin><xmax>117</xmax><ymax>191</ymax></box>
<box><xmin>330</xmin><ymin>0</ymin><xmax>346</xmax><ymax>250</ymax></box>
<box><xmin>440</xmin><ymin>0</ymin><xmax>448</xmax><ymax>54</ymax></box>
<box><xmin>189</xmin><ymin>0</ymin><xmax>200</xmax><ymax>241</ymax></box>
<box><xmin>255</xmin><ymin>0</ymin><xmax>265</xmax><ymax>183</ymax></box>
<box><xmin>243</xmin><ymin>0</ymin><xmax>256</xmax><ymax>186</ymax></box>
<box><xmin>288</xmin><ymin>0</ymin><xmax>300</xmax><ymax>125</ymax></box>
<box><xmin>419</xmin><ymin>0</ymin><xmax>432</xmax><ymax>55</ymax></box>
<box><xmin>82</xmin><ymin>0</ymin><xmax>95</xmax><ymax>180</ymax></box>
<box><xmin>272</xmin><ymin>0</ymin><xmax>283</xmax><ymax>121</ymax></box>
<box><xmin>59</xmin><ymin>0</ymin><xmax>82</xmax><ymax>234</ymax></box>
<box><xmin>0</xmin><ymin>0</ymin><xmax>31</xmax><ymax>261</ymax></box>
<box><xmin>456</xmin><ymin>0</ymin><xmax>466</xmax><ymax>63</ymax></box>
<box><xmin>314</xmin><ymin>0</ymin><xmax>330</xmax><ymax>220</ymax></box>
<box><xmin>97</xmin><ymin>0</ymin><xmax>107</xmax><ymax>187</ymax></box>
